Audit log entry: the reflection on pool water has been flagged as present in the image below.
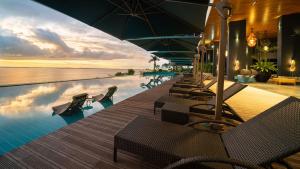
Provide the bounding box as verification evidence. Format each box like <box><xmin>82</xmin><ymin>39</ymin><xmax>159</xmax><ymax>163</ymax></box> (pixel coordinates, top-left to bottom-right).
<box><xmin>0</xmin><ymin>75</ymin><xmax>171</xmax><ymax>155</ymax></box>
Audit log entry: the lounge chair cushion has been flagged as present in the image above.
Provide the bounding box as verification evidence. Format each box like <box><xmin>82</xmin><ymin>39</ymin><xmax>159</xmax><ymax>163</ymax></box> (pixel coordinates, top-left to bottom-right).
<box><xmin>115</xmin><ymin>116</ymin><xmax>232</xmax><ymax>169</ymax></box>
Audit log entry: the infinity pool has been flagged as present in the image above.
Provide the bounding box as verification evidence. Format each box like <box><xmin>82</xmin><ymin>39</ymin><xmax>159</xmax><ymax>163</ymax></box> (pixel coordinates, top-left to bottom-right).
<box><xmin>0</xmin><ymin>75</ymin><xmax>171</xmax><ymax>155</ymax></box>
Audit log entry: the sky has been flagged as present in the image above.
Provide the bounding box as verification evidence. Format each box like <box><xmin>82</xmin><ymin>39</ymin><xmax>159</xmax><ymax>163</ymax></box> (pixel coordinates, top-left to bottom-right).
<box><xmin>0</xmin><ymin>0</ymin><xmax>167</xmax><ymax>69</ymax></box>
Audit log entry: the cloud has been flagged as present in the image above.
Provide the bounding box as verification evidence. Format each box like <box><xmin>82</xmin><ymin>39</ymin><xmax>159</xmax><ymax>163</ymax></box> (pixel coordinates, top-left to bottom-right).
<box><xmin>0</xmin><ymin>0</ymin><xmax>156</xmax><ymax>68</ymax></box>
<box><xmin>0</xmin><ymin>85</ymin><xmax>57</xmax><ymax>116</ymax></box>
<box><xmin>74</xmin><ymin>48</ymin><xmax>129</xmax><ymax>60</ymax></box>
<box><xmin>0</xmin><ymin>28</ymin><xmax>130</xmax><ymax>60</ymax></box>
<box><xmin>32</xmin><ymin>29</ymin><xmax>131</xmax><ymax>60</ymax></box>
<box><xmin>34</xmin><ymin>28</ymin><xmax>73</xmax><ymax>53</ymax></box>
<box><xmin>0</xmin><ymin>34</ymin><xmax>46</xmax><ymax>56</ymax></box>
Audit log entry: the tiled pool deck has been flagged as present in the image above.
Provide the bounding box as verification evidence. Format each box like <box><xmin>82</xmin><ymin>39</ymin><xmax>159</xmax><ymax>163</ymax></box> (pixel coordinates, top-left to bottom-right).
<box><xmin>0</xmin><ymin>78</ymin><xmax>299</xmax><ymax>168</ymax></box>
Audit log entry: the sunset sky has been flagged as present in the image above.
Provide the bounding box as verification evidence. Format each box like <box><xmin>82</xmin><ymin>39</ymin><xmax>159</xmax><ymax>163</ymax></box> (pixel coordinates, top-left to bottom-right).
<box><xmin>0</xmin><ymin>0</ymin><xmax>167</xmax><ymax>69</ymax></box>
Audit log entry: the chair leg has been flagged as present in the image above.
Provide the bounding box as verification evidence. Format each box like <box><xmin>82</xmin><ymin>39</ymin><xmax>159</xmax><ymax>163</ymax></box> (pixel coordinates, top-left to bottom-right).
<box><xmin>113</xmin><ymin>147</ymin><xmax>117</xmax><ymax>162</ymax></box>
<box><xmin>154</xmin><ymin>104</ymin><xmax>156</xmax><ymax>115</ymax></box>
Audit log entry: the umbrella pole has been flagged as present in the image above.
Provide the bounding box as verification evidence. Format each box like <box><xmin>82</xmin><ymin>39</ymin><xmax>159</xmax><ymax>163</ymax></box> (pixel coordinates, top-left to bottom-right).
<box><xmin>193</xmin><ymin>55</ymin><xmax>197</xmax><ymax>78</ymax></box>
<box><xmin>214</xmin><ymin>0</ymin><xmax>232</xmax><ymax>120</ymax></box>
<box><xmin>194</xmin><ymin>54</ymin><xmax>200</xmax><ymax>81</ymax></box>
<box><xmin>200</xmin><ymin>35</ymin><xmax>206</xmax><ymax>86</ymax></box>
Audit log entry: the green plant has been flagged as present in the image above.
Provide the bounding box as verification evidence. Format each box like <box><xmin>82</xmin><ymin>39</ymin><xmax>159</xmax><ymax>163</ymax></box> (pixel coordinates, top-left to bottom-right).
<box><xmin>251</xmin><ymin>61</ymin><xmax>278</xmax><ymax>73</ymax></box>
<box><xmin>201</xmin><ymin>62</ymin><xmax>213</xmax><ymax>73</ymax></box>
<box><xmin>127</xmin><ymin>69</ymin><xmax>135</xmax><ymax>75</ymax></box>
<box><xmin>149</xmin><ymin>55</ymin><xmax>160</xmax><ymax>71</ymax></box>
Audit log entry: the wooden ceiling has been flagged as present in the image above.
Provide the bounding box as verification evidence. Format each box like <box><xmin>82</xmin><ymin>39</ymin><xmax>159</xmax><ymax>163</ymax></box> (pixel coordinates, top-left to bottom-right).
<box><xmin>205</xmin><ymin>0</ymin><xmax>300</xmax><ymax>42</ymax></box>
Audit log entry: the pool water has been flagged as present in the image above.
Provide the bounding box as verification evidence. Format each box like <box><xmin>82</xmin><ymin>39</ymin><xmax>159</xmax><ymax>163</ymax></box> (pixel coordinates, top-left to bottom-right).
<box><xmin>0</xmin><ymin>75</ymin><xmax>171</xmax><ymax>155</ymax></box>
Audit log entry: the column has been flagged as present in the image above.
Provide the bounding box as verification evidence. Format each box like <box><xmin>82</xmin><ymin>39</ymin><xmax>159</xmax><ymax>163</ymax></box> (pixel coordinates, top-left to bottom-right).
<box><xmin>227</xmin><ymin>20</ymin><xmax>247</xmax><ymax>80</ymax></box>
<box><xmin>278</xmin><ymin>13</ymin><xmax>300</xmax><ymax>76</ymax></box>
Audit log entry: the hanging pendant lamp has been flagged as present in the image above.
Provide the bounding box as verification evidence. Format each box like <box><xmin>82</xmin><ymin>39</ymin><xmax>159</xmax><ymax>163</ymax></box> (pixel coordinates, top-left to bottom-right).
<box><xmin>247</xmin><ymin>28</ymin><xmax>257</xmax><ymax>47</ymax></box>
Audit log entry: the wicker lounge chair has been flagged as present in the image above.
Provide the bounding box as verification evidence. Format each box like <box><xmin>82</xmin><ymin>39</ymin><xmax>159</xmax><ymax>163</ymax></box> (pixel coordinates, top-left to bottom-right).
<box><xmin>114</xmin><ymin>97</ymin><xmax>300</xmax><ymax>169</ymax></box>
<box><xmin>154</xmin><ymin>82</ymin><xmax>247</xmax><ymax>114</ymax></box>
<box><xmin>100</xmin><ymin>98</ymin><xmax>113</xmax><ymax>109</ymax></box>
<box><xmin>170</xmin><ymin>78</ymin><xmax>217</xmax><ymax>95</ymax></box>
<box><xmin>176</xmin><ymin>74</ymin><xmax>209</xmax><ymax>85</ymax></box>
<box><xmin>161</xmin><ymin>83</ymin><xmax>247</xmax><ymax>124</ymax></box>
<box><xmin>173</xmin><ymin>77</ymin><xmax>215</xmax><ymax>89</ymax></box>
<box><xmin>161</xmin><ymin>100</ymin><xmax>243</xmax><ymax>125</ymax></box>
<box><xmin>52</xmin><ymin>93</ymin><xmax>88</xmax><ymax>116</ymax></box>
<box><xmin>92</xmin><ymin>86</ymin><xmax>118</xmax><ymax>102</ymax></box>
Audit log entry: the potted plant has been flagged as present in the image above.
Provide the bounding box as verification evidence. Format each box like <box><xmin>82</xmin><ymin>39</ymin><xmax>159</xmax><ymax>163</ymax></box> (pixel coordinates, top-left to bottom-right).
<box><xmin>251</xmin><ymin>61</ymin><xmax>278</xmax><ymax>82</ymax></box>
<box><xmin>250</xmin><ymin>32</ymin><xmax>278</xmax><ymax>82</ymax></box>
<box><xmin>148</xmin><ymin>55</ymin><xmax>160</xmax><ymax>72</ymax></box>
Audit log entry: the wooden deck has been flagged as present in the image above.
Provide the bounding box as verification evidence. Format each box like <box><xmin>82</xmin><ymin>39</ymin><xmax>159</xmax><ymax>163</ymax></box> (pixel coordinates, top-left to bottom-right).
<box><xmin>0</xmin><ymin>77</ymin><xmax>299</xmax><ymax>169</ymax></box>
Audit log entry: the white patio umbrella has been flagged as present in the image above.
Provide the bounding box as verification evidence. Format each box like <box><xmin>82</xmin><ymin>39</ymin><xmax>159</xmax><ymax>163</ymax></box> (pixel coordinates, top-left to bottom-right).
<box><xmin>185</xmin><ymin>0</ymin><xmax>232</xmax><ymax>120</ymax></box>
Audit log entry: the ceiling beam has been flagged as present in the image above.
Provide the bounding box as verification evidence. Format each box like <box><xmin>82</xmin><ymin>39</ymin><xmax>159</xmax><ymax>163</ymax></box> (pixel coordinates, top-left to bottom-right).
<box><xmin>165</xmin><ymin>0</ymin><xmax>213</xmax><ymax>6</ymax></box>
<box><xmin>151</xmin><ymin>50</ymin><xmax>195</xmax><ymax>53</ymax></box>
<box><xmin>126</xmin><ymin>35</ymin><xmax>201</xmax><ymax>41</ymax></box>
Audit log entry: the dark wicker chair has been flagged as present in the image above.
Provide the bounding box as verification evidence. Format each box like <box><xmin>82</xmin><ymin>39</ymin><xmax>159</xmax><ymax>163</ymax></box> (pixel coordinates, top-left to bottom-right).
<box><xmin>154</xmin><ymin>82</ymin><xmax>247</xmax><ymax>114</ymax></box>
<box><xmin>161</xmin><ymin>101</ymin><xmax>242</xmax><ymax>125</ymax></box>
<box><xmin>92</xmin><ymin>86</ymin><xmax>118</xmax><ymax>102</ymax></box>
<box><xmin>114</xmin><ymin>97</ymin><xmax>300</xmax><ymax>169</ymax></box>
<box><xmin>52</xmin><ymin>93</ymin><xmax>88</xmax><ymax>116</ymax></box>
<box><xmin>161</xmin><ymin>82</ymin><xmax>248</xmax><ymax>124</ymax></box>
<box><xmin>170</xmin><ymin>78</ymin><xmax>217</xmax><ymax>95</ymax></box>
<box><xmin>175</xmin><ymin>74</ymin><xmax>209</xmax><ymax>85</ymax></box>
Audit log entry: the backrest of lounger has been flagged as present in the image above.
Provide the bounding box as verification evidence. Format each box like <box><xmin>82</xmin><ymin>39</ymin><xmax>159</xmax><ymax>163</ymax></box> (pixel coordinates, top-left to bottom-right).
<box><xmin>71</xmin><ymin>93</ymin><xmax>88</xmax><ymax>108</ymax></box>
<box><xmin>104</xmin><ymin>86</ymin><xmax>118</xmax><ymax>99</ymax></box>
<box><xmin>223</xmin><ymin>82</ymin><xmax>247</xmax><ymax>101</ymax></box>
<box><xmin>222</xmin><ymin>96</ymin><xmax>300</xmax><ymax>166</ymax></box>
<box><xmin>203</xmin><ymin>78</ymin><xmax>217</xmax><ymax>90</ymax></box>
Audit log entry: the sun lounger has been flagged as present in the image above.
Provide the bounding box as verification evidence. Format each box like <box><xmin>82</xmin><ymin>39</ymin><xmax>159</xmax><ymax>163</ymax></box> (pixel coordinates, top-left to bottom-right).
<box><xmin>52</xmin><ymin>93</ymin><xmax>88</xmax><ymax>116</ymax></box>
<box><xmin>114</xmin><ymin>97</ymin><xmax>300</xmax><ymax>168</ymax></box>
<box><xmin>92</xmin><ymin>86</ymin><xmax>118</xmax><ymax>102</ymax></box>
<box><xmin>170</xmin><ymin>78</ymin><xmax>217</xmax><ymax>95</ymax></box>
<box><xmin>161</xmin><ymin>83</ymin><xmax>247</xmax><ymax>124</ymax></box>
<box><xmin>173</xmin><ymin>77</ymin><xmax>216</xmax><ymax>89</ymax></box>
<box><xmin>154</xmin><ymin>82</ymin><xmax>247</xmax><ymax>114</ymax></box>
<box><xmin>176</xmin><ymin>74</ymin><xmax>209</xmax><ymax>85</ymax></box>
<box><xmin>161</xmin><ymin>100</ymin><xmax>242</xmax><ymax>125</ymax></box>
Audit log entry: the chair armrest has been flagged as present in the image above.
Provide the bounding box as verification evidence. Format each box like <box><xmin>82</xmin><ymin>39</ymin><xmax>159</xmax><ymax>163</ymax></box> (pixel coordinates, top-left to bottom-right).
<box><xmin>164</xmin><ymin>156</ymin><xmax>264</xmax><ymax>169</ymax></box>
<box><xmin>190</xmin><ymin>88</ymin><xmax>201</xmax><ymax>92</ymax></box>
<box><xmin>190</xmin><ymin>102</ymin><xmax>229</xmax><ymax>110</ymax></box>
<box><xmin>222</xmin><ymin>103</ymin><xmax>245</xmax><ymax>122</ymax></box>
<box><xmin>190</xmin><ymin>90</ymin><xmax>215</xmax><ymax>95</ymax></box>
<box><xmin>184</xmin><ymin>119</ymin><xmax>237</xmax><ymax>127</ymax></box>
<box><xmin>190</xmin><ymin>103</ymin><xmax>216</xmax><ymax>108</ymax></box>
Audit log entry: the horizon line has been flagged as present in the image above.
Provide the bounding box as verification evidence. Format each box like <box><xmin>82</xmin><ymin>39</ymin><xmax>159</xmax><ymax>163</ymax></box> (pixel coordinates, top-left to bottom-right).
<box><xmin>0</xmin><ymin>66</ymin><xmax>145</xmax><ymax>70</ymax></box>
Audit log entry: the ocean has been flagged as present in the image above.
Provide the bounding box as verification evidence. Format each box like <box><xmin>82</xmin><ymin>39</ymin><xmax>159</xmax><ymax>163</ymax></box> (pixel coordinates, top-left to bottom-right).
<box><xmin>0</xmin><ymin>67</ymin><xmax>137</xmax><ymax>86</ymax></box>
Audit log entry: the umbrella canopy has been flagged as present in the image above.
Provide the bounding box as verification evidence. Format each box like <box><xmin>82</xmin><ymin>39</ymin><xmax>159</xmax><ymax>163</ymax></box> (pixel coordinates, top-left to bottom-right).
<box><xmin>129</xmin><ymin>36</ymin><xmax>199</xmax><ymax>52</ymax></box>
<box><xmin>154</xmin><ymin>52</ymin><xmax>194</xmax><ymax>65</ymax></box>
<box><xmin>129</xmin><ymin>35</ymin><xmax>199</xmax><ymax>65</ymax></box>
<box><xmin>34</xmin><ymin>0</ymin><xmax>209</xmax><ymax>40</ymax></box>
